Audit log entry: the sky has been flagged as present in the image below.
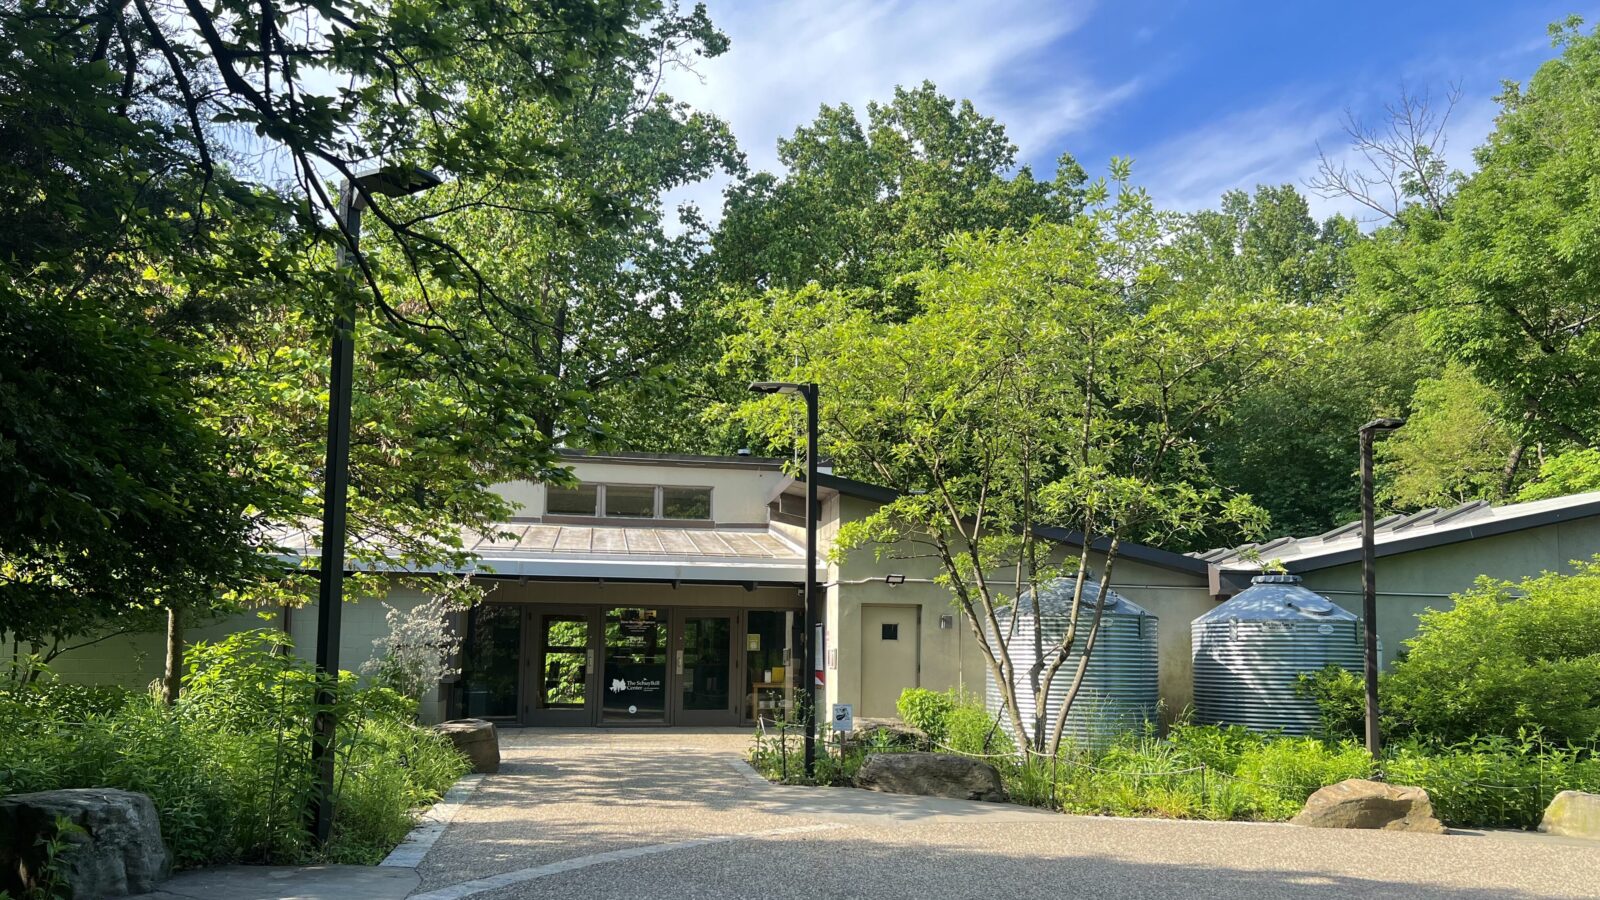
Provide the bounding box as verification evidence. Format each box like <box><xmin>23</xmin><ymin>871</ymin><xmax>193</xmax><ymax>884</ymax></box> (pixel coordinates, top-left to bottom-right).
<box><xmin>661</xmin><ymin>0</ymin><xmax>1598</xmax><ymax>225</ymax></box>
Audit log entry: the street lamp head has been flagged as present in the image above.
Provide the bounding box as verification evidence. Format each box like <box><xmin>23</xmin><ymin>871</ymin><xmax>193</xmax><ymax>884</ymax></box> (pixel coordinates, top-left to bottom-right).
<box><xmin>749</xmin><ymin>381</ymin><xmax>797</xmax><ymax>396</ymax></box>
<box><xmin>352</xmin><ymin>165</ymin><xmax>444</xmax><ymax>198</ymax></box>
<box><xmin>748</xmin><ymin>381</ymin><xmax>808</xmax><ymax>396</ymax></box>
<box><xmin>1361</xmin><ymin>417</ymin><xmax>1407</xmax><ymax>434</ymax></box>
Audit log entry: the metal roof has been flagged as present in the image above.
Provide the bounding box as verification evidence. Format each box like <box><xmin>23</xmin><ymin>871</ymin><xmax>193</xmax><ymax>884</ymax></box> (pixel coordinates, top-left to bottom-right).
<box><xmin>268</xmin><ymin>522</ymin><xmax>814</xmax><ymax>584</ymax></box>
<box><xmin>1196</xmin><ymin>491</ymin><xmax>1600</xmax><ymax>574</ymax></box>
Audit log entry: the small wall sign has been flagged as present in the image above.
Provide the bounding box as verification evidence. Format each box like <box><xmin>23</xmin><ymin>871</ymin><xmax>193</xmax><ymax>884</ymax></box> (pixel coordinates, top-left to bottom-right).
<box><xmin>832</xmin><ymin>703</ymin><xmax>854</xmax><ymax>733</ymax></box>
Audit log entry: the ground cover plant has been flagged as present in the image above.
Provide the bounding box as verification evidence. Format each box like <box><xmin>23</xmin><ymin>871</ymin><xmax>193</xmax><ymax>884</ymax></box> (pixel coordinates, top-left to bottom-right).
<box><xmin>0</xmin><ymin>630</ymin><xmax>466</xmax><ymax>868</ymax></box>
<box><xmin>749</xmin><ymin>689</ymin><xmax>1600</xmax><ymax>830</ymax></box>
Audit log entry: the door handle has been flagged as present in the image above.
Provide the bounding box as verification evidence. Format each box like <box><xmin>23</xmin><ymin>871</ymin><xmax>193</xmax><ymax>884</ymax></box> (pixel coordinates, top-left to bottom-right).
<box><xmin>676</xmin><ymin>650</ymin><xmax>684</xmax><ymax>675</ymax></box>
<box><xmin>586</xmin><ymin>649</ymin><xmax>594</xmax><ymax>669</ymax></box>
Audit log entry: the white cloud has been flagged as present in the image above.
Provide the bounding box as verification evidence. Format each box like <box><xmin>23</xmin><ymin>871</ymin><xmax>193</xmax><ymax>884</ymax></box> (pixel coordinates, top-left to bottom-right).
<box><xmin>660</xmin><ymin>0</ymin><xmax>1124</xmax><ymax>225</ymax></box>
<box><xmin>1134</xmin><ymin>89</ymin><xmax>1505</xmax><ymax>225</ymax></box>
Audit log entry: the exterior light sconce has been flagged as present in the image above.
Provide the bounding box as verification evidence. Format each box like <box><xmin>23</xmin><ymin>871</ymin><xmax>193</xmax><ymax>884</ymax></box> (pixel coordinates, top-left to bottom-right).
<box><xmin>884</xmin><ymin>574</ymin><xmax>907</xmax><ymax>586</ymax></box>
<box><xmin>939</xmin><ymin>614</ymin><xmax>955</xmax><ymax>630</ymax></box>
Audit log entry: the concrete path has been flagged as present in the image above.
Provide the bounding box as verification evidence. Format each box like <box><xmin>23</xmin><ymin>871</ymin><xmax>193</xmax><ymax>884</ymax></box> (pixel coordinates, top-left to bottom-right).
<box><xmin>401</xmin><ymin>727</ymin><xmax>1600</xmax><ymax>900</ymax></box>
<box><xmin>134</xmin><ymin>728</ymin><xmax>1600</xmax><ymax>899</ymax></box>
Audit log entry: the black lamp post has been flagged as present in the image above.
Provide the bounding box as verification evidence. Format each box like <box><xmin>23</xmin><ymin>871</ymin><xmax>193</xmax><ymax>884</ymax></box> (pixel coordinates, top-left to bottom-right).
<box><xmin>749</xmin><ymin>381</ymin><xmax>819</xmax><ymax>779</ymax></box>
<box><xmin>1358</xmin><ymin>417</ymin><xmax>1405</xmax><ymax>761</ymax></box>
<box><xmin>310</xmin><ymin>166</ymin><xmax>442</xmax><ymax>844</ymax></box>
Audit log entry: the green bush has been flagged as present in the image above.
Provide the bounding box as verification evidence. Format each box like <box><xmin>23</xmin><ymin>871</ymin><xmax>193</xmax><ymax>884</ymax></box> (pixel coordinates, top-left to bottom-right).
<box><xmin>944</xmin><ymin>705</ymin><xmax>1012</xmax><ymax>756</ymax></box>
<box><xmin>1383</xmin><ymin>734</ymin><xmax>1600</xmax><ymax>829</ymax></box>
<box><xmin>0</xmin><ymin>630</ymin><xmax>467</xmax><ymax>868</ymax></box>
<box><xmin>1232</xmin><ymin>736</ymin><xmax>1372</xmax><ymax>817</ymax></box>
<box><xmin>747</xmin><ymin>717</ymin><xmax>1595</xmax><ymax>830</ymax></box>
<box><xmin>1295</xmin><ymin>665</ymin><xmax>1366</xmax><ymax>741</ymax></box>
<box><xmin>1381</xmin><ymin>562</ymin><xmax>1600</xmax><ymax>746</ymax></box>
<box><xmin>895</xmin><ymin>688</ymin><xmax>956</xmax><ymax>744</ymax></box>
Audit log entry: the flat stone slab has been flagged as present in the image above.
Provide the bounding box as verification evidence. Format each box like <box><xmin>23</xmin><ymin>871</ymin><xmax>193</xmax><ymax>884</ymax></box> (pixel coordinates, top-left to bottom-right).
<box><xmin>1539</xmin><ymin>790</ymin><xmax>1600</xmax><ymax>840</ymax></box>
<box><xmin>126</xmin><ymin>865</ymin><xmax>418</xmax><ymax>900</ymax></box>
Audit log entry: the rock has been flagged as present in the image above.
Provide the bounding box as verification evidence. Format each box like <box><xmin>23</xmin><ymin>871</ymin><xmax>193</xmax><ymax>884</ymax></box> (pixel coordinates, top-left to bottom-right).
<box><xmin>435</xmin><ymin>718</ymin><xmax>500</xmax><ymax>774</ymax></box>
<box><xmin>1290</xmin><ymin>778</ymin><xmax>1447</xmax><ymax>833</ymax></box>
<box><xmin>854</xmin><ymin>752</ymin><xmax>1006</xmax><ymax>802</ymax></box>
<box><xmin>0</xmin><ymin>788</ymin><xmax>169</xmax><ymax>898</ymax></box>
<box><xmin>1538</xmin><ymin>790</ymin><xmax>1600</xmax><ymax>840</ymax></box>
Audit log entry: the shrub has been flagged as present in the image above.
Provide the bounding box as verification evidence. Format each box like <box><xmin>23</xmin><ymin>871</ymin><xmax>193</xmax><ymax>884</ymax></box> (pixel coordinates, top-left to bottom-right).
<box><xmin>1383</xmin><ymin>734</ymin><xmax>1600</xmax><ymax>829</ymax></box>
<box><xmin>1232</xmin><ymin>736</ymin><xmax>1371</xmax><ymax>817</ymax></box>
<box><xmin>895</xmin><ymin>688</ymin><xmax>956</xmax><ymax>743</ymax></box>
<box><xmin>1295</xmin><ymin>665</ymin><xmax>1366</xmax><ymax>741</ymax></box>
<box><xmin>0</xmin><ymin>630</ymin><xmax>466</xmax><ymax>868</ymax></box>
<box><xmin>1382</xmin><ymin>561</ymin><xmax>1600</xmax><ymax>745</ymax></box>
<box><xmin>945</xmin><ymin>705</ymin><xmax>1012</xmax><ymax>756</ymax></box>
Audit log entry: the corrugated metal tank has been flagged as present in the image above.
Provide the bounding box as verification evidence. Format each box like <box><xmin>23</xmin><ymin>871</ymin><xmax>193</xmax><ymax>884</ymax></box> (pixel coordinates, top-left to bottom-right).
<box><xmin>985</xmin><ymin>577</ymin><xmax>1159</xmax><ymax>748</ymax></box>
<box><xmin>1191</xmin><ymin>574</ymin><xmax>1363</xmax><ymax>734</ymax></box>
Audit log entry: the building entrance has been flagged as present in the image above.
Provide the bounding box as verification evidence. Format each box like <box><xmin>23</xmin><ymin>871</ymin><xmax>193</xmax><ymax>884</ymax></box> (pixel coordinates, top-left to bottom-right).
<box><xmin>461</xmin><ymin>601</ymin><xmax>787</xmax><ymax>726</ymax></box>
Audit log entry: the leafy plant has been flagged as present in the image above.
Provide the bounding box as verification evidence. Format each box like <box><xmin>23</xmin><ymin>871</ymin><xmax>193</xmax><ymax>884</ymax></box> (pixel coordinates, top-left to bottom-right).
<box><xmin>895</xmin><ymin>688</ymin><xmax>957</xmax><ymax>744</ymax></box>
<box><xmin>362</xmin><ymin>583</ymin><xmax>471</xmax><ymax>707</ymax></box>
<box><xmin>0</xmin><ymin>631</ymin><xmax>465</xmax><ymax>869</ymax></box>
<box><xmin>1381</xmin><ymin>562</ymin><xmax>1600</xmax><ymax>745</ymax></box>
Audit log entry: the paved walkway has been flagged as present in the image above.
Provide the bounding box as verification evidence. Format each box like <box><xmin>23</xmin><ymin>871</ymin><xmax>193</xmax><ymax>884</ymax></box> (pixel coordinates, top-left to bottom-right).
<box><xmin>143</xmin><ymin>728</ymin><xmax>1600</xmax><ymax>899</ymax></box>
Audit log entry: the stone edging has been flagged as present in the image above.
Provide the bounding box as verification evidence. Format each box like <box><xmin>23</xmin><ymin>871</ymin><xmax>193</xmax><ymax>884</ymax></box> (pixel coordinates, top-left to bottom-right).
<box><xmin>380</xmin><ymin>773</ymin><xmax>486</xmax><ymax>868</ymax></box>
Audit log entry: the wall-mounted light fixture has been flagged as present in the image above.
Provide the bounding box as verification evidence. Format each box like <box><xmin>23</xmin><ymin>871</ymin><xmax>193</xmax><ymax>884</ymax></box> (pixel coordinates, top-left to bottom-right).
<box><xmin>884</xmin><ymin>573</ymin><xmax>907</xmax><ymax>586</ymax></box>
<box><xmin>939</xmin><ymin>614</ymin><xmax>955</xmax><ymax>630</ymax></box>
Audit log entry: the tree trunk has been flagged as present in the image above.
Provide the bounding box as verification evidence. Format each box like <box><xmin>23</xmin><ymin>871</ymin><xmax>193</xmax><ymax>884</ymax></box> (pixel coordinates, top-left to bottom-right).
<box><xmin>1497</xmin><ymin>441</ymin><xmax>1526</xmax><ymax>500</ymax></box>
<box><xmin>162</xmin><ymin>604</ymin><xmax>183</xmax><ymax>704</ymax></box>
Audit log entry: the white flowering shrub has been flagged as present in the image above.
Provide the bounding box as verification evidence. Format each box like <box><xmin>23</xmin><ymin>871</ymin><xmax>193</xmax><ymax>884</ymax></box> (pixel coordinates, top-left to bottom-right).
<box><xmin>362</xmin><ymin>578</ymin><xmax>475</xmax><ymax>704</ymax></box>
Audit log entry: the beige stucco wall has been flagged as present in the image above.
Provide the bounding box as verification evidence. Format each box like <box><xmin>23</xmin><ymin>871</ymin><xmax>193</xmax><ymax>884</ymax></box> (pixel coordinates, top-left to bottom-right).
<box><xmin>5</xmin><ymin>584</ymin><xmax>451</xmax><ymax>723</ymax></box>
<box><xmin>492</xmin><ymin>458</ymin><xmax>790</xmax><ymax>525</ymax></box>
<box><xmin>1294</xmin><ymin>517</ymin><xmax>1600</xmax><ymax>667</ymax></box>
<box><xmin>820</xmin><ymin>495</ymin><xmax>1214</xmax><ymax>723</ymax></box>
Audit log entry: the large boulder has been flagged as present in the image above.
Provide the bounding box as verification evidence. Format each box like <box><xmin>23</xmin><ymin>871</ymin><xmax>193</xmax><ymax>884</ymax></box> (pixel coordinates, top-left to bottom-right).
<box><xmin>435</xmin><ymin>718</ymin><xmax>500</xmax><ymax>774</ymax></box>
<box><xmin>0</xmin><ymin>788</ymin><xmax>169</xmax><ymax>898</ymax></box>
<box><xmin>1290</xmin><ymin>778</ymin><xmax>1447</xmax><ymax>833</ymax></box>
<box><xmin>1538</xmin><ymin>790</ymin><xmax>1600</xmax><ymax>840</ymax></box>
<box><xmin>854</xmin><ymin>752</ymin><xmax>1006</xmax><ymax>802</ymax></box>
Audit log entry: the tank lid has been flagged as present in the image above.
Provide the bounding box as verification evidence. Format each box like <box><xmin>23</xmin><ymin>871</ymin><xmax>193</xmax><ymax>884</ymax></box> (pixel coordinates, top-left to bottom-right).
<box><xmin>1251</xmin><ymin>574</ymin><xmax>1301</xmax><ymax>585</ymax></box>
<box><xmin>1000</xmin><ymin>576</ymin><xmax>1150</xmax><ymax>618</ymax></box>
<box><xmin>1193</xmin><ymin>575</ymin><xmax>1355</xmax><ymax>624</ymax></box>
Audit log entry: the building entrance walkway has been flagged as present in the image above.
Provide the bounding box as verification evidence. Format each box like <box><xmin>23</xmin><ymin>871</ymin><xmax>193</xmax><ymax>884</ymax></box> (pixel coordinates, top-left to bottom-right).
<box><xmin>141</xmin><ymin>728</ymin><xmax>1600</xmax><ymax>899</ymax></box>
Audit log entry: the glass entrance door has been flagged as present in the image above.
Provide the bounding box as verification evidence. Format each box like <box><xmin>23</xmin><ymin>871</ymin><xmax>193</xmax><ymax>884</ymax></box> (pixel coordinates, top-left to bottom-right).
<box><xmin>674</xmin><ymin>611</ymin><xmax>740</xmax><ymax>725</ymax></box>
<box><xmin>602</xmin><ymin>607</ymin><xmax>668</xmax><ymax>723</ymax></box>
<box><xmin>528</xmin><ymin>610</ymin><xmax>597</xmax><ymax>725</ymax></box>
<box><xmin>461</xmin><ymin>603</ymin><xmax>522</xmax><ymax>720</ymax></box>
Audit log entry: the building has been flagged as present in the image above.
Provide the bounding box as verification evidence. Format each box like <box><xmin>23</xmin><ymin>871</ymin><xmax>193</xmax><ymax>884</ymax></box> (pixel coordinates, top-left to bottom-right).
<box><xmin>15</xmin><ymin>452</ymin><xmax>1600</xmax><ymax>729</ymax></box>
<box><xmin>1195</xmin><ymin>491</ymin><xmax>1600</xmax><ymax>665</ymax></box>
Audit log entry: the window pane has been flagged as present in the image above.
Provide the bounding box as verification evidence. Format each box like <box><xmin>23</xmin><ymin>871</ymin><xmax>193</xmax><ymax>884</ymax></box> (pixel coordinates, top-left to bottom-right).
<box><xmin>662</xmin><ymin>487</ymin><xmax>712</xmax><ymax>520</ymax></box>
<box><xmin>604</xmin><ymin>485</ymin><xmax>655</xmax><ymax>518</ymax></box>
<box><xmin>547</xmin><ymin>483</ymin><xmax>598</xmax><ymax>516</ymax></box>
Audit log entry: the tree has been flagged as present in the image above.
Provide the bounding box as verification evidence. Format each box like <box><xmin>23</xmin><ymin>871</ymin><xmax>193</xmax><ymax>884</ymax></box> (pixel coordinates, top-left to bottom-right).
<box><xmin>1</xmin><ymin>0</ymin><xmax>715</xmax><ymax>695</ymax></box>
<box><xmin>1157</xmin><ymin>185</ymin><xmax>1429</xmax><ymax>540</ymax></box>
<box><xmin>717</xmin><ymin>81</ymin><xmax>1087</xmax><ymax>312</ymax></box>
<box><xmin>414</xmin><ymin>4</ymin><xmax>743</xmax><ymax>451</ymax></box>
<box><xmin>732</xmin><ymin>168</ymin><xmax>1304</xmax><ymax>754</ymax></box>
<box><xmin>1341</xmin><ymin>21</ymin><xmax>1600</xmax><ymax>492</ymax></box>
<box><xmin>1377</xmin><ymin>364</ymin><xmax>1522</xmax><ymax>508</ymax></box>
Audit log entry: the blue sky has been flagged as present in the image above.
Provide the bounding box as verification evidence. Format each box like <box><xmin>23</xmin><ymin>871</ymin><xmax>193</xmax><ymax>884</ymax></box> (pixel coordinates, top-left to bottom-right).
<box><xmin>663</xmin><ymin>1</ymin><xmax>1596</xmax><ymax>223</ymax></box>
